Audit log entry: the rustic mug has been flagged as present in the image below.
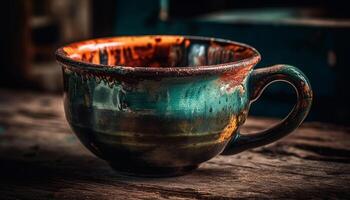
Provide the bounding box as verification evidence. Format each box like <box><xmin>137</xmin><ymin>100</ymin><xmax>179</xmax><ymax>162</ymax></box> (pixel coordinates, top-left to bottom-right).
<box><xmin>56</xmin><ymin>35</ymin><xmax>312</xmax><ymax>177</ymax></box>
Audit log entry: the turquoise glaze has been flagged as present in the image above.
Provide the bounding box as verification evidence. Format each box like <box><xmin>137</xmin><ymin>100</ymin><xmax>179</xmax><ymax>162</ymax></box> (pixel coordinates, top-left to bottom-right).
<box><xmin>56</xmin><ymin>36</ymin><xmax>312</xmax><ymax>176</ymax></box>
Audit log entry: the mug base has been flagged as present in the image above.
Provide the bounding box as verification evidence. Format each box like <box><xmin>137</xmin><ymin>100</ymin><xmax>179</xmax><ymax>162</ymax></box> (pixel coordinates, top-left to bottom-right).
<box><xmin>109</xmin><ymin>163</ymin><xmax>199</xmax><ymax>177</ymax></box>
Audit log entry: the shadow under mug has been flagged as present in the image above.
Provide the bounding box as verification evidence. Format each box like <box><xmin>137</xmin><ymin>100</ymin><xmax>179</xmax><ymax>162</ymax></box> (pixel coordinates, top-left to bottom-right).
<box><xmin>56</xmin><ymin>35</ymin><xmax>312</xmax><ymax>177</ymax></box>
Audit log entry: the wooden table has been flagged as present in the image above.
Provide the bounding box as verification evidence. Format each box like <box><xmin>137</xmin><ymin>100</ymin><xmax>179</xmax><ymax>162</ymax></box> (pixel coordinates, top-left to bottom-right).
<box><xmin>0</xmin><ymin>89</ymin><xmax>349</xmax><ymax>199</ymax></box>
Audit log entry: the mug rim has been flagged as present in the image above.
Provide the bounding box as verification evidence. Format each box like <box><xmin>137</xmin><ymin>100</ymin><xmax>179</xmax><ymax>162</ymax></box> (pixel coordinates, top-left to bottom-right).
<box><xmin>55</xmin><ymin>35</ymin><xmax>261</xmax><ymax>77</ymax></box>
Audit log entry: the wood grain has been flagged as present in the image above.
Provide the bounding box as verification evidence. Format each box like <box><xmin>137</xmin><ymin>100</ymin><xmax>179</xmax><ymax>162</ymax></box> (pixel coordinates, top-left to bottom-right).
<box><xmin>0</xmin><ymin>89</ymin><xmax>349</xmax><ymax>199</ymax></box>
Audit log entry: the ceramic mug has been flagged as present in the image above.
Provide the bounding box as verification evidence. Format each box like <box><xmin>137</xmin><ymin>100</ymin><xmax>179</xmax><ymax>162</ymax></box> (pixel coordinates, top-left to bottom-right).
<box><xmin>56</xmin><ymin>35</ymin><xmax>312</xmax><ymax>177</ymax></box>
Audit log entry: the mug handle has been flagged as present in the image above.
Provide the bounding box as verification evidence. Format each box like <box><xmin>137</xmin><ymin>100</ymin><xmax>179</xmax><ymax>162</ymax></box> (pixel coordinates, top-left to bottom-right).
<box><xmin>221</xmin><ymin>65</ymin><xmax>313</xmax><ymax>155</ymax></box>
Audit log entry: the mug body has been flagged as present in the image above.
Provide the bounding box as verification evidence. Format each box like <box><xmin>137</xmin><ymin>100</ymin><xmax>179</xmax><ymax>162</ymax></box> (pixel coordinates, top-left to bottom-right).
<box><xmin>57</xmin><ymin>36</ymin><xmax>260</xmax><ymax>176</ymax></box>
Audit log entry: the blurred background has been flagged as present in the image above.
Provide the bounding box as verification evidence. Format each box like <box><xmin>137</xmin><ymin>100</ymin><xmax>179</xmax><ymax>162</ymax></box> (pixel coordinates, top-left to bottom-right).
<box><xmin>2</xmin><ymin>0</ymin><xmax>350</xmax><ymax>125</ymax></box>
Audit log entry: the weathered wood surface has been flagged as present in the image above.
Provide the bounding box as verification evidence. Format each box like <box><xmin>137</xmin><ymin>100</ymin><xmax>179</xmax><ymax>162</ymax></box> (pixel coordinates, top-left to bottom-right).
<box><xmin>0</xmin><ymin>89</ymin><xmax>349</xmax><ymax>199</ymax></box>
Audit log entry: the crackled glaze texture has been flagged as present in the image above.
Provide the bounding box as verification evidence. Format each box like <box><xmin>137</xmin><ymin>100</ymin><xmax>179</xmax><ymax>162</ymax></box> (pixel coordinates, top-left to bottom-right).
<box><xmin>56</xmin><ymin>36</ymin><xmax>312</xmax><ymax>177</ymax></box>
